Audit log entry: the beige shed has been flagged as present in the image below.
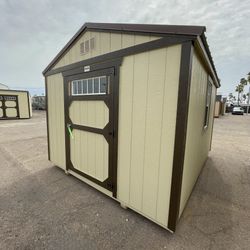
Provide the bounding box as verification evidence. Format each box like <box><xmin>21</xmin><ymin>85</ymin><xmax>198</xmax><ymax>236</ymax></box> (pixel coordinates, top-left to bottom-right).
<box><xmin>43</xmin><ymin>23</ymin><xmax>220</xmax><ymax>232</ymax></box>
<box><xmin>0</xmin><ymin>89</ymin><xmax>32</xmax><ymax>120</ymax></box>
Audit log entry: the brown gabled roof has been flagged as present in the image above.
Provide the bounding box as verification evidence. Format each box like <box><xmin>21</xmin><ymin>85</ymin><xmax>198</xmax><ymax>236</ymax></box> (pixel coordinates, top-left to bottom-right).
<box><xmin>84</xmin><ymin>22</ymin><xmax>206</xmax><ymax>36</ymax></box>
<box><xmin>43</xmin><ymin>22</ymin><xmax>219</xmax><ymax>85</ymax></box>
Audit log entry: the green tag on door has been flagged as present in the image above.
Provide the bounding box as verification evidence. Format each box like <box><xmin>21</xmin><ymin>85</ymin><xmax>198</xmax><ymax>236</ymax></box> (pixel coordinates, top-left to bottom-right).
<box><xmin>67</xmin><ymin>124</ymin><xmax>74</xmax><ymax>139</ymax></box>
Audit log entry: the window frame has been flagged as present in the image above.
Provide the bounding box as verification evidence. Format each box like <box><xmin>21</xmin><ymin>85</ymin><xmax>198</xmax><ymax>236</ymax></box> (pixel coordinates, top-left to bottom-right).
<box><xmin>71</xmin><ymin>76</ymin><xmax>108</xmax><ymax>96</ymax></box>
<box><xmin>204</xmin><ymin>79</ymin><xmax>212</xmax><ymax>129</ymax></box>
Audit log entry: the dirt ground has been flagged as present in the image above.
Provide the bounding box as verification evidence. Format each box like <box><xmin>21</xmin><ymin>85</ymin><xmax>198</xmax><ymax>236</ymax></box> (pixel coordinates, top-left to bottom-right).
<box><xmin>0</xmin><ymin>111</ymin><xmax>249</xmax><ymax>250</ymax></box>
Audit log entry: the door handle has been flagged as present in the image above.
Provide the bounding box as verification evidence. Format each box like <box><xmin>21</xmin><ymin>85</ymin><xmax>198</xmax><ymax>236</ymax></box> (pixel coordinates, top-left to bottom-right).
<box><xmin>67</xmin><ymin>123</ymin><xmax>74</xmax><ymax>139</ymax></box>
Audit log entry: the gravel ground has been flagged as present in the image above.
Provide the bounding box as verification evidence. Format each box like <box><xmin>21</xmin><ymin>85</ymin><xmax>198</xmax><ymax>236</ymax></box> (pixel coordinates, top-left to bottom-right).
<box><xmin>0</xmin><ymin>111</ymin><xmax>249</xmax><ymax>250</ymax></box>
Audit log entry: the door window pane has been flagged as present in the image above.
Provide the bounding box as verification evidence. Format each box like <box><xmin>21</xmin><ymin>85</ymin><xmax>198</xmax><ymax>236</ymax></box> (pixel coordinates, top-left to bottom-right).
<box><xmin>82</xmin><ymin>80</ymin><xmax>87</xmax><ymax>94</ymax></box>
<box><xmin>94</xmin><ymin>78</ymin><xmax>99</xmax><ymax>93</ymax></box>
<box><xmin>78</xmin><ymin>80</ymin><xmax>82</xmax><ymax>94</ymax></box>
<box><xmin>73</xmin><ymin>81</ymin><xmax>77</xmax><ymax>95</ymax></box>
<box><xmin>88</xmin><ymin>79</ymin><xmax>93</xmax><ymax>93</ymax></box>
<box><xmin>100</xmin><ymin>77</ymin><xmax>107</xmax><ymax>93</ymax></box>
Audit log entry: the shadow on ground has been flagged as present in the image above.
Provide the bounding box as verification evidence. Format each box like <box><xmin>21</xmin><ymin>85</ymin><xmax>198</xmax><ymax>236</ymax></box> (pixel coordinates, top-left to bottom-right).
<box><xmin>0</xmin><ymin>112</ymin><xmax>249</xmax><ymax>249</ymax></box>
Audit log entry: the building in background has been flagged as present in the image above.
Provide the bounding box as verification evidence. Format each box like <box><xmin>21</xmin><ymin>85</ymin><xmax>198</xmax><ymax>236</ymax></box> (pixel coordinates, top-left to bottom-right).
<box><xmin>214</xmin><ymin>95</ymin><xmax>227</xmax><ymax>117</ymax></box>
<box><xmin>0</xmin><ymin>87</ymin><xmax>32</xmax><ymax>120</ymax></box>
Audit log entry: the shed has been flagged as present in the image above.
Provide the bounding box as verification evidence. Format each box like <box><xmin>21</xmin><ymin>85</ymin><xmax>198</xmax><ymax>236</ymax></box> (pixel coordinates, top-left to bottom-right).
<box><xmin>0</xmin><ymin>89</ymin><xmax>32</xmax><ymax>120</ymax></box>
<box><xmin>214</xmin><ymin>94</ymin><xmax>226</xmax><ymax>117</ymax></box>
<box><xmin>43</xmin><ymin>23</ymin><xmax>220</xmax><ymax>232</ymax></box>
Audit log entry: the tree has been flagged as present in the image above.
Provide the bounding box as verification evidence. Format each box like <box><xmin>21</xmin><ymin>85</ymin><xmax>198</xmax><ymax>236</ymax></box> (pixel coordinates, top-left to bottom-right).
<box><xmin>228</xmin><ymin>93</ymin><xmax>235</xmax><ymax>104</ymax></box>
<box><xmin>240</xmin><ymin>78</ymin><xmax>247</xmax><ymax>101</ymax></box>
<box><xmin>235</xmin><ymin>84</ymin><xmax>244</xmax><ymax>105</ymax></box>
<box><xmin>228</xmin><ymin>93</ymin><xmax>234</xmax><ymax>99</ymax></box>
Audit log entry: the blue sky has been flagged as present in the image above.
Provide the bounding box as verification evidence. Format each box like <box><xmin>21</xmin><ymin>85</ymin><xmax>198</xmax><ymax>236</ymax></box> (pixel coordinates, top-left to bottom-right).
<box><xmin>0</xmin><ymin>0</ymin><xmax>249</xmax><ymax>97</ymax></box>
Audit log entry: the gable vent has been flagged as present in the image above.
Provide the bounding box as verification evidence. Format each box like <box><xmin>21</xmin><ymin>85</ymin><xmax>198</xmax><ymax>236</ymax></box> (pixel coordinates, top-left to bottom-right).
<box><xmin>80</xmin><ymin>37</ymin><xmax>95</xmax><ymax>54</ymax></box>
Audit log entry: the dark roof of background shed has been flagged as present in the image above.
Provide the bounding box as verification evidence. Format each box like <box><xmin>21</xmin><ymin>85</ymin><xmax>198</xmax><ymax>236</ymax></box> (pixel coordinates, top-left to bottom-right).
<box><xmin>43</xmin><ymin>22</ymin><xmax>219</xmax><ymax>84</ymax></box>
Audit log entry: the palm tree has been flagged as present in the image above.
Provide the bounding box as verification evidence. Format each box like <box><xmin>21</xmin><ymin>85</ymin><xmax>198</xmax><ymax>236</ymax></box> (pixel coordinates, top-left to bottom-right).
<box><xmin>235</xmin><ymin>84</ymin><xmax>244</xmax><ymax>106</ymax></box>
<box><xmin>228</xmin><ymin>93</ymin><xmax>234</xmax><ymax>100</ymax></box>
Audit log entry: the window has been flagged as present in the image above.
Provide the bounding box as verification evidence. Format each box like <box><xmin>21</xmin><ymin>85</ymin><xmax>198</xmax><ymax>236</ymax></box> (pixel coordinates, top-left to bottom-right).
<box><xmin>204</xmin><ymin>80</ymin><xmax>212</xmax><ymax>128</ymax></box>
<box><xmin>72</xmin><ymin>76</ymin><xmax>108</xmax><ymax>96</ymax></box>
<box><xmin>80</xmin><ymin>37</ymin><xmax>95</xmax><ymax>54</ymax></box>
<box><xmin>4</xmin><ymin>96</ymin><xmax>17</xmax><ymax>101</ymax></box>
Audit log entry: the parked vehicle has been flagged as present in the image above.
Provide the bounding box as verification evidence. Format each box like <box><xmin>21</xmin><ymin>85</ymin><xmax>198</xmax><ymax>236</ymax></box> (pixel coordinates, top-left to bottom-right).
<box><xmin>232</xmin><ymin>106</ymin><xmax>244</xmax><ymax>115</ymax></box>
<box><xmin>32</xmin><ymin>95</ymin><xmax>46</xmax><ymax>110</ymax></box>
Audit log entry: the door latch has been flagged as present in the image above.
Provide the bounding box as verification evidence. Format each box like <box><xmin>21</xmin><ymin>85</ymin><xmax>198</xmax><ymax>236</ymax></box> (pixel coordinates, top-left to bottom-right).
<box><xmin>67</xmin><ymin>123</ymin><xmax>74</xmax><ymax>139</ymax></box>
<box><xmin>108</xmin><ymin>130</ymin><xmax>115</xmax><ymax>137</ymax></box>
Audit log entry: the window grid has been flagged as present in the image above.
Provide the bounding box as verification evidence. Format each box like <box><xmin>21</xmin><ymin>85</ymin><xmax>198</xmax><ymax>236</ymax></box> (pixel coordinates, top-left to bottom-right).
<box><xmin>72</xmin><ymin>76</ymin><xmax>107</xmax><ymax>96</ymax></box>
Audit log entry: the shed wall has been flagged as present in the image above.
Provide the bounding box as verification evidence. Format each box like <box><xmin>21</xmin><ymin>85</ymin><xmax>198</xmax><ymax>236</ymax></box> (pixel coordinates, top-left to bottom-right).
<box><xmin>46</xmin><ymin>74</ymin><xmax>66</xmax><ymax>168</ymax></box>
<box><xmin>179</xmin><ymin>48</ymin><xmax>216</xmax><ymax>217</ymax></box>
<box><xmin>117</xmin><ymin>44</ymin><xmax>181</xmax><ymax>227</ymax></box>
<box><xmin>52</xmin><ymin>31</ymin><xmax>160</xmax><ymax>69</ymax></box>
<box><xmin>214</xmin><ymin>101</ymin><xmax>220</xmax><ymax>117</ymax></box>
<box><xmin>0</xmin><ymin>90</ymin><xmax>30</xmax><ymax>118</ymax></box>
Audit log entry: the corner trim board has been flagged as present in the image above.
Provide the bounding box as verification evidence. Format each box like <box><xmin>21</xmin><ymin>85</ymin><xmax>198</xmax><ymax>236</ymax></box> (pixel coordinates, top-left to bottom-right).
<box><xmin>45</xmin><ymin>77</ymin><xmax>51</xmax><ymax>160</ymax></box>
<box><xmin>27</xmin><ymin>91</ymin><xmax>31</xmax><ymax>118</ymax></box>
<box><xmin>168</xmin><ymin>41</ymin><xmax>193</xmax><ymax>232</ymax></box>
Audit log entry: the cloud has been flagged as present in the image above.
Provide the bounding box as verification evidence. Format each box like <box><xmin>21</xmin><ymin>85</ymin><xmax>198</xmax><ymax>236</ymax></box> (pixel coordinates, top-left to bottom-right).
<box><xmin>0</xmin><ymin>0</ymin><xmax>249</xmax><ymax>95</ymax></box>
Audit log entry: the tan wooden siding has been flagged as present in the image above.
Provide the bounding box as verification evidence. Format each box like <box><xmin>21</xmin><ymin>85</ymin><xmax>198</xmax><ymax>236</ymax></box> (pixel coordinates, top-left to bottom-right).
<box><xmin>47</xmin><ymin>74</ymin><xmax>66</xmax><ymax>169</ymax></box>
<box><xmin>69</xmin><ymin>101</ymin><xmax>109</xmax><ymax>129</ymax></box>
<box><xmin>179</xmin><ymin>49</ymin><xmax>217</xmax><ymax>217</ymax></box>
<box><xmin>70</xmin><ymin>130</ymin><xmax>109</xmax><ymax>182</ymax></box>
<box><xmin>117</xmin><ymin>44</ymin><xmax>181</xmax><ymax>227</ymax></box>
<box><xmin>5</xmin><ymin>101</ymin><xmax>16</xmax><ymax>107</ymax></box>
<box><xmin>52</xmin><ymin>32</ymin><xmax>161</xmax><ymax>69</ymax></box>
<box><xmin>29</xmin><ymin>95</ymin><xmax>33</xmax><ymax>117</ymax></box>
<box><xmin>214</xmin><ymin>101</ymin><xmax>220</xmax><ymax>117</ymax></box>
<box><xmin>6</xmin><ymin>108</ymin><xmax>17</xmax><ymax>117</ymax></box>
<box><xmin>18</xmin><ymin>93</ymin><xmax>30</xmax><ymax>118</ymax></box>
<box><xmin>0</xmin><ymin>90</ymin><xmax>30</xmax><ymax>118</ymax></box>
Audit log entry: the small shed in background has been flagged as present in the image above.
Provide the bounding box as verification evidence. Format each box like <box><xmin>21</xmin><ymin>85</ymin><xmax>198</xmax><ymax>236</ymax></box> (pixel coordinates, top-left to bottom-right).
<box><xmin>0</xmin><ymin>88</ymin><xmax>32</xmax><ymax>120</ymax></box>
<box><xmin>43</xmin><ymin>23</ymin><xmax>220</xmax><ymax>232</ymax></box>
<box><xmin>214</xmin><ymin>95</ymin><xmax>226</xmax><ymax>117</ymax></box>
